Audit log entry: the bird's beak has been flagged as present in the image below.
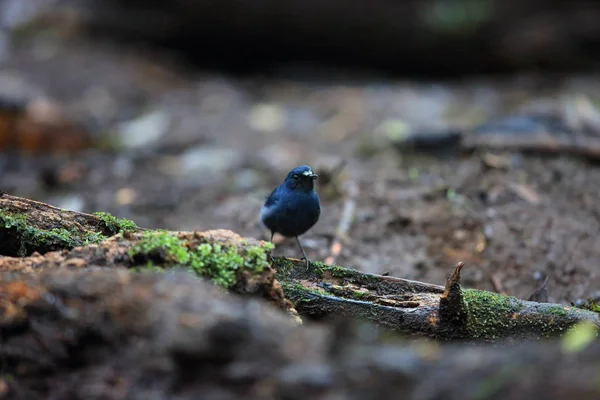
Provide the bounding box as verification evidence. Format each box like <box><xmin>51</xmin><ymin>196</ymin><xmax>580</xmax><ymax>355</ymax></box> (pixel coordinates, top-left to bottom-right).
<box><xmin>302</xmin><ymin>169</ymin><xmax>318</xmax><ymax>179</ymax></box>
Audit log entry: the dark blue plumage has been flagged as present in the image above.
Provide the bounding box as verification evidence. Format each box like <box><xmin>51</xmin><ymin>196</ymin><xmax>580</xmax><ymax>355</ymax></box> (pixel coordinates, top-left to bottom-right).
<box><xmin>260</xmin><ymin>165</ymin><xmax>321</xmax><ymax>268</ymax></box>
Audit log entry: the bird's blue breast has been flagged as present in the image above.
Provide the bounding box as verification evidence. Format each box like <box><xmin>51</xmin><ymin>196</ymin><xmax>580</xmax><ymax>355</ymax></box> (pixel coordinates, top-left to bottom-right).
<box><xmin>260</xmin><ymin>186</ymin><xmax>320</xmax><ymax>237</ymax></box>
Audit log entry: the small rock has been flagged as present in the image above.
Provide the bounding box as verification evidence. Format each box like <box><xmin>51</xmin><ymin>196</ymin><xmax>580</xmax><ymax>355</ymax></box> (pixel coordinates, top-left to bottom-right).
<box><xmin>257</xmin><ymin>145</ymin><xmax>300</xmax><ymax>171</ymax></box>
<box><xmin>233</xmin><ymin>168</ymin><xmax>261</xmax><ymax>190</ymax></box>
<box><xmin>82</xmin><ymin>86</ymin><xmax>118</xmax><ymax>122</ymax></box>
<box><xmin>562</xmin><ymin>93</ymin><xmax>600</xmax><ymax>134</ymax></box>
<box><xmin>54</xmin><ymin>195</ymin><xmax>85</xmax><ymax>212</ymax></box>
<box><xmin>180</xmin><ymin>146</ymin><xmax>243</xmax><ymax>179</ymax></box>
<box><xmin>248</xmin><ymin>103</ymin><xmax>287</xmax><ymax>133</ymax></box>
<box><xmin>112</xmin><ymin>156</ymin><xmax>134</xmax><ymax>179</ymax></box>
<box><xmin>287</xmin><ymin>107</ymin><xmax>320</xmax><ymax>137</ymax></box>
<box><xmin>117</xmin><ymin>111</ymin><xmax>170</xmax><ymax>149</ymax></box>
<box><xmin>114</xmin><ymin>188</ymin><xmax>136</xmax><ymax>205</ymax></box>
<box><xmin>0</xmin><ymin>72</ymin><xmax>37</xmax><ymax>104</ymax></box>
<box><xmin>376</xmin><ymin>119</ymin><xmax>411</xmax><ymax>142</ymax></box>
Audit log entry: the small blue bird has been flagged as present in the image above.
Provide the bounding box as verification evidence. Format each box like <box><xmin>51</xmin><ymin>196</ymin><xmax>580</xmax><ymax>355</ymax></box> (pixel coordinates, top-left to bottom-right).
<box><xmin>260</xmin><ymin>165</ymin><xmax>321</xmax><ymax>269</ymax></box>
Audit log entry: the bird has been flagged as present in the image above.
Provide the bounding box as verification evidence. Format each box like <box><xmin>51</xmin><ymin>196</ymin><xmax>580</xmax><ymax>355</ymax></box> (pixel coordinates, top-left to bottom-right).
<box><xmin>260</xmin><ymin>165</ymin><xmax>321</xmax><ymax>269</ymax></box>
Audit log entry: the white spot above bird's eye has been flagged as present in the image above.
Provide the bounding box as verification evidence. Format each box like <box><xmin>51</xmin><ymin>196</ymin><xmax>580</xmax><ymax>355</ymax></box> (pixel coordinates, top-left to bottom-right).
<box><xmin>302</xmin><ymin>169</ymin><xmax>313</xmax><ymax>176</ymax></box>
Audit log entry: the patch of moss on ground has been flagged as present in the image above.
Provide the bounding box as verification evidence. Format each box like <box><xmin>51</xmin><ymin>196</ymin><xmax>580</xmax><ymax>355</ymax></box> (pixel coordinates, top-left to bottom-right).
<box><xmin>128</xmin><ymin>230</ymin><xmax>273</xmax><ymax>289</ymax></box>
<box><xmin>0</xmin><ymin>209</ymin><xmax>107</xmax><ymax>256</ymax></box>
<box><xmin>93</xmin><ymin>212</ymin><xmax>138</xmax><ymax>234</ymax></box>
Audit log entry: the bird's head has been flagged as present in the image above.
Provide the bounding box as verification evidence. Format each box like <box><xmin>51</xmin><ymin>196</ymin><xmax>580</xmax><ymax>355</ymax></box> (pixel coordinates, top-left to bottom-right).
<box><xmin>283</xmin><ymin>165</ymin><xmax>318</xmax><ymax>192</ymax></box>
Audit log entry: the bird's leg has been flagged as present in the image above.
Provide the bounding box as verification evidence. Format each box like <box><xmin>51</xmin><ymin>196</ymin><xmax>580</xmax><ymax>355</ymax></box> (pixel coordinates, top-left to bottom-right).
<box><xmin>295</xmin><ymin>236</ymin><xmax>310</xmax><ymax>271</ymax></box>
<box><xmin>267</xmin><ymin>231</ymin><xmax>275</xmax><ymax>263</ymax></box>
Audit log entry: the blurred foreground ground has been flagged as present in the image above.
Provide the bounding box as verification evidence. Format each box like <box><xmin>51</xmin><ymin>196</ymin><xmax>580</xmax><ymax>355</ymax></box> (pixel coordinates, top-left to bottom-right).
<box><xmin>1</xmin><ymin>15</ymin><xmax>600</xmax><ymax>306</ymax></box>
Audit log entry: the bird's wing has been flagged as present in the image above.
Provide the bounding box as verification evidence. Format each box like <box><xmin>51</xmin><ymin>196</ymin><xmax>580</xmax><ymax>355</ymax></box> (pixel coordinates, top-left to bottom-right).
<box><xmin>260</xmin><ymin>186</ymin><xmax>281</xmax><ymax>225</ymax></box>
<box><xmin>263</xmin><ymin>186</ymin><xmax>281</xmax><ymax>208</ymax></box>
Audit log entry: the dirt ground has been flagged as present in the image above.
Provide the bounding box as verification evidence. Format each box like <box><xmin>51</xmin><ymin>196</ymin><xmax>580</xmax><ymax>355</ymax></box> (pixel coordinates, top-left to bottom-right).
<box><xmin>1</xmin><ymin>35</ymin><xmax>600</xmax><ymax>305</ymax></box>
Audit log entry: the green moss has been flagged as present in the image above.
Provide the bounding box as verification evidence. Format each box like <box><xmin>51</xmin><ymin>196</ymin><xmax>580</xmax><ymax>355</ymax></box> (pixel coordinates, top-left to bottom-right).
<box><xmin>542</xmin><ymin>305</ymin><xmax>569</xmax><ymax>317</ymax></box>
<box><xmin>271</xmin><ymin>256</ymin><xmax>298</xmax><ymax>277</ymax></box>
<box><xmin>573</xmin><ymin>299</ymin><xmax>600</xmax><ymax>314</ymax></box>
<box><xmin>128</xmin><ymin>231</ymin><xmax>273</xmax><ymax>289</ymax></box>
<box><xmin>353</xmin><ymin>290</ymin><xmax>368</xmax><ymax>300</ymax></box>
<box><xmin>129</xmin><ymin>230</ymin><xmax>190</xmax><ymax>264</ymax></box>
<box><xmin>93</xmin><ymin>212</ymin><xmax>138</xmax><ymax>234</ymax></box>
<box><xmin>314</xmin><ymin>262</ymin><xmax>356</xmax><ymax>278</ymax></box>
<box><xmin>281</xmin><ymin>282</ymin><xmax>329</xmax><ymax>303</ymax></box>
<box><xmin>464</xmin><ymin>289</ymin><xmax>523</xmax><ymax>314</ymax></box>
<box><xmin>282</xmin><ymin>283</ymin><xmax>313</xmax><ymax>303</ymax></box>
<box><xmin>0</xmin><ymin>210</ymin><xmax>107</xmax><ymax>257</ymax></box>
<box><xmin>462</xmin><ymin>289</ymin><xmax>524</xmax><ymax>339</ymax></box>
<box><xmin>461</xmin><ymin>289</ymin><xmax>591</xmax><ymax>340</ymax></box>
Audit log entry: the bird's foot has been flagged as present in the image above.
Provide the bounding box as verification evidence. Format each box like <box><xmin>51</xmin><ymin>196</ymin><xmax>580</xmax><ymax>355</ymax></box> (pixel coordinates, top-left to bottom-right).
<box><xmin>301</xmin><ymin>257</ymin><xmax>310</xmax><ymax>271</ymax></box>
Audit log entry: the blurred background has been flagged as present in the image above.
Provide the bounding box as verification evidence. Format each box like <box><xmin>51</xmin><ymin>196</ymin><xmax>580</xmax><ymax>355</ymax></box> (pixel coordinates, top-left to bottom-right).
<box><xmin>2</xmin><ymin>0</ymin><xmax>600</xmax><ymax>305</ymax></box>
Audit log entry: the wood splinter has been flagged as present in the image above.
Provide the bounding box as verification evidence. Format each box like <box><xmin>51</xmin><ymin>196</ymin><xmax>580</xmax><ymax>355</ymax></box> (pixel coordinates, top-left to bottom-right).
<box><xmin>439</xmin><ymin>262</ymin><xmax>467</xmax><ymax>326</ymax></box>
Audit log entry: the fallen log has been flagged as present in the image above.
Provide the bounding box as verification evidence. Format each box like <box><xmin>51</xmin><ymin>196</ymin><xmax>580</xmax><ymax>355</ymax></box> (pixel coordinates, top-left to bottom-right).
<box><xmin>277</xmin><ymin>260</ymin><xmax>600</xmax><ymax>342</ymax></box>
<box><xmin>2</xmin><ymin>268</ymin><xmax>600</xmax><ymax>400</ymax></box>
<box><xmin>0</xmin><ymin>193</ymin><xmax>294</xmax><ymax>315</ymax></box>
<box><xmin>0</xmin><ymin>193</ymin><xmax>598</xmax><ymax>343</ymax></box>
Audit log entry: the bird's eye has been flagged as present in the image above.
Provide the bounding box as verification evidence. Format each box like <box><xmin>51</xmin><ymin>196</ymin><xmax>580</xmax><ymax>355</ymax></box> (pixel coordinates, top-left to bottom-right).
<box><xmin>292</xmin><ymin>174</ymin><xmax>299</xmax><ymax>180</ymax></box>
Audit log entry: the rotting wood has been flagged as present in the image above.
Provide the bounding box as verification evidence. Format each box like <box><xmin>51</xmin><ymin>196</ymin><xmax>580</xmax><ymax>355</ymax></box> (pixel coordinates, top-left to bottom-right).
<box><xmin>439</xmin><ymin>262</ymin><xmax>468</xmax><ymax>329</ymax></box>
<box><xmin>1</xmin><ymin>193</ymin><xmax>599</xmax><ymax>342</ymax></box>
<box><xmin>0</xmin><ymin>194</ymin><xmax>294</xmax><ymax>315</ymax></box>
<box><xmin>274</xmin><ymin>258</ymin><xmax>600</xmax><ymax>342</ymax></box>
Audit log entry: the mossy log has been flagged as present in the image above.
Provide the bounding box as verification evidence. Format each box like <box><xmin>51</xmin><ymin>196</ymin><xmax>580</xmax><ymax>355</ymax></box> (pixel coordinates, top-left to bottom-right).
<box><xmin>276</xmin><ymin>260</ymin><xmax>600</xmax><ymax>342</ymax></box>
<box><xmin>0</xmin><ymin>193</ymin><xmax>293</xmax><ymax>315</ymax></box>
<box><xmin>1</xmin><ymin>193</ymin><xmax>599</xmax><ymax>343</ymax></box>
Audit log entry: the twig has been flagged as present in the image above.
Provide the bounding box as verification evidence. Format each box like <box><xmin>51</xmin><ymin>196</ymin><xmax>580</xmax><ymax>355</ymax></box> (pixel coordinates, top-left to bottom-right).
<box><xmin>489</xmin><ymin>273</ymin><xmax>507</xmax><ymax>294</ymax></box>
<box><xmin>325</xmin><ymin>180</ymin><xmax>358</xmax><ymax>265</ymax></box>
<box><xmin>528</xmin><ymin>276</ymin><xmax>549</xmax><ymax>302</ymax></box>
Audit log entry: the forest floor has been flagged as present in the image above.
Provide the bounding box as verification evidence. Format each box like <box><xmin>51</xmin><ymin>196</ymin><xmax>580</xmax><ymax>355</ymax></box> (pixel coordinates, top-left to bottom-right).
<box><xmin>2</xmin><ymin>35</ymin><xmax>600</xmax><ymax>305</ymax></box>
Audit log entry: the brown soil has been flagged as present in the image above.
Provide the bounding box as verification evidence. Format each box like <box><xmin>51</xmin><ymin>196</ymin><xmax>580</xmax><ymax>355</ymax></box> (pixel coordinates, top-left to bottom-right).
<box><xmin>1</xmin><ymin>35</ymin><xmax>600</xmax><ymax>305</ymax></box>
